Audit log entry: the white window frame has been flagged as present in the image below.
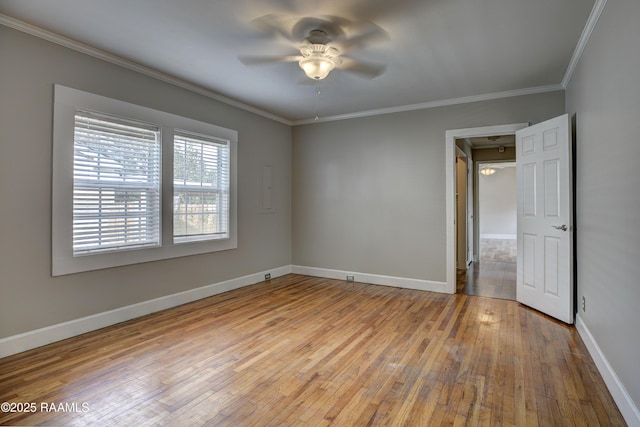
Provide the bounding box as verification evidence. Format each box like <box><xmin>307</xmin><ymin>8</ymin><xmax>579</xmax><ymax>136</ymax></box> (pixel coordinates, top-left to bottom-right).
<box><xmin>52</xmin><ymin>85</ymin><xmax>237</xmax><ymax>276</ymax></box>
<box><xmin>173</xmin><ymin>131</ymin><xmax>231</xmax><ymax>244</ymax></box>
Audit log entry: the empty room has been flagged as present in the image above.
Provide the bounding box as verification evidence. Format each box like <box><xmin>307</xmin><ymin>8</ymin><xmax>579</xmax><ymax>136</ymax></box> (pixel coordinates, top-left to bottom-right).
<box><xmin>0</xmin><ymin>0</ymin><xmax>638</xmax><ymax>425</ymax></box>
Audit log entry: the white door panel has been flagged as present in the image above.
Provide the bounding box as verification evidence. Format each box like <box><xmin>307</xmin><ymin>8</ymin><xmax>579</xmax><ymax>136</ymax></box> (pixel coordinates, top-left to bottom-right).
<box><xmin>516</xmin><ymin>114</ymin><xmax>573</xmax><ymax>324</ymax></box>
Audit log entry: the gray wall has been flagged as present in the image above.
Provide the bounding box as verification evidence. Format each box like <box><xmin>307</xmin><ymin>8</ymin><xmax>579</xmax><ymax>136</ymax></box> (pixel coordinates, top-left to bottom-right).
<box><xmin>292</xmin><ymin>92</ymin><xmax>565</xmax><ymax>282</ymax></box>
<box><xmin>0</xmin><ymin>27</ymin><xmax>292</xmax><ymax>338</ymax></box>
<box><xmin>565</xmin><ymin>0</ymin><xmax>640</xmax><ymax>410</ymax></box>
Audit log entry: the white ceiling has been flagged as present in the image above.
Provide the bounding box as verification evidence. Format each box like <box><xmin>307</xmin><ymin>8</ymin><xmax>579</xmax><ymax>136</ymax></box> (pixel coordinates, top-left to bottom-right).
<box><xmin>0</xmin><ymin>0</ymin><xmax>596</xmax><ymax>124</ymax></box>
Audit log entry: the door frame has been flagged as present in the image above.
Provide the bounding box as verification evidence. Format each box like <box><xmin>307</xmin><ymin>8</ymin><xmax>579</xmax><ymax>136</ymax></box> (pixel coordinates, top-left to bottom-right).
<box><xmin>455</xmin><ymin>146</ymin><xmax>469</xmax><ymax>269</ymax></box>
<box><xmin>445</xmin><ymin>123</ymin><xmax>528</xmax><ymax>294</ymax></box>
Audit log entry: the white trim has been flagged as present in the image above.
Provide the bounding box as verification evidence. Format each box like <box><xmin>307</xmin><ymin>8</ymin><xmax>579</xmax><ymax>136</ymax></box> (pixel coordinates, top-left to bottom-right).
<box><xmin>561</xmin><ymin>0</ymin><xmax>608</xmax><ymax>88</ymax></box>
<box><xmin>576</xmin><ymin>314</ymin><xmax>640</xmax><ymax>427</ymax></box>
<box><xmin>0</xmin><ymin>266</ymin><xmax>292</xmax><ymax>359</ymax></box>
<box><xmin>293</xmin><ymin>85</ymin><xmax>563</xmax><ymax>126</ymax></box>
<box><xmin>478</xmin><ymin>161</ymin><xmax>516</xmax><ymax>169</ymax></box>
<box><xmin>292</xmin><ymin>265</ymin><xmax>447</xmax><ymax>293</ymax></box>
<box><xmin>455</xmin><ymin>145</ymin><xmax>468</xmax><ymax>158</ymax></box>
<box><xmin>0</xmin><ymin>14</ymin><xmax>292</xmax><ymax>126</ymax></box>
<box><xmin>445</xmin><ymin>123</ymin><xmax>529</xmax><ymax>294</ymax></box>
<box><xmin>480</xmin><ymin>234</ymin><xmax>517</xmax><ymax>240</ymax></box>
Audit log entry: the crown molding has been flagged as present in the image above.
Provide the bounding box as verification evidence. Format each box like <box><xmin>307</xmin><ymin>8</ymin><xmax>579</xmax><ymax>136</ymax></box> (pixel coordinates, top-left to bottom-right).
<box><xmin>293</xmin><ymin>84</ymin><xmax>564</xmax><ymax>126</ymax></box>
<box><xmin>561</xmin><ymin>0</ymin><xmax>608</xmax><ymax>89</ymax></box>
<box><xmin>2</xmin><ymin>2</ymin><xmax>600</xmax><ymax>128</ymax></box>
<box><xmin>0</xmin><ymin>14</ymin><xmax>293</xmax><ymax>126</ymax></box>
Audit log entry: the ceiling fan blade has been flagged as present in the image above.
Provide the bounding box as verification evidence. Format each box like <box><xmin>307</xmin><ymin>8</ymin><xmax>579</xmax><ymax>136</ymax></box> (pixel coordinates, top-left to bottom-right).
<box><xmin>335</xmin><ymin>24</ymin><xmax>389</xmax><ymax>53</ymax></box>
<box><xmin>251</xmin><ymin>14</ymin><xmax>297</xmax><ymax>42</ymax></box>
<box><xmin>338</xmin><ymin>57</ymin><xmax>387</xmax><ymax>79</ymax></box>
<box><xmin>259</xmin><ymin>0</ymin><xmax>306</xmax><ymax>15</ymax></box>
<box><xmin>239</xmin><ymin>55</ymin><xmax>301</xmax><ymax>66</ymax></box>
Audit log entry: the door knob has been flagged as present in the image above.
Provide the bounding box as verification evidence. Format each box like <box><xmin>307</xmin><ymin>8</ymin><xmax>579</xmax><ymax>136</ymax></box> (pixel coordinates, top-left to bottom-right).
<box><xmin>552</xmin><ymin>224</ymin><xmax>568</xmax><ymax>231</ymax></box>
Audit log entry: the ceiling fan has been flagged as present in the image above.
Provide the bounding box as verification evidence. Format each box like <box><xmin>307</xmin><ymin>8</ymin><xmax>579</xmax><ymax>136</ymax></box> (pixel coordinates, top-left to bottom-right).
<box><xmin>240</xmin><ymin>15</ymin><xmax>389</xmax><ymax>81</ymax></box>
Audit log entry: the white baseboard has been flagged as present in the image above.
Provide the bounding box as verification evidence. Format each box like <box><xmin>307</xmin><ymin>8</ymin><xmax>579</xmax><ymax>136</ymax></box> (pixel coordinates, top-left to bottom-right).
<box><xmin>292</xmin><ymin>265</ymin><xmax>448</xmax><ymax>294</ymax></box>
<box><xmin>576</xmin><ymin>314</ymin><xmax>640</xmax><ymax>427</ymax></box>
<box><xmin>0</xmin><ymin>265</ymin><xmax>455</xmax><ymax>359</ymax></box>
<box><xmin>0</xmin><ymin>265</ymin><xmax>292</xmax><ymax>359</ymax></box>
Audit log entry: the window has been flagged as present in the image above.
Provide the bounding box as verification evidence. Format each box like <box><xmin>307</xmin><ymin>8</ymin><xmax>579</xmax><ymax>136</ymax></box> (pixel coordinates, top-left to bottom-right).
<box><xmin>53</xmin><ymin>85</ymin><xmax>237</xmax><ymax>275</ymax></box>
<box><xmin>73</xmin><ymin>112</ymin><xmax>161</xmax><ymax>255</ymax></box>
<box><xmin>173</xmin><ymin>132</ymin><xmax>230</xmax><ymax>243</ymax></box>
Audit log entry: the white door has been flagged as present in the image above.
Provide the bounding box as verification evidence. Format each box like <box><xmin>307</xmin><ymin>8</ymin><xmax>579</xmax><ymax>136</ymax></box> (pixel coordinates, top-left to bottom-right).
<box><xmin>516</xmin><ymin>114</ymin><xmax>573</xmax><ymax>324</ymax></box>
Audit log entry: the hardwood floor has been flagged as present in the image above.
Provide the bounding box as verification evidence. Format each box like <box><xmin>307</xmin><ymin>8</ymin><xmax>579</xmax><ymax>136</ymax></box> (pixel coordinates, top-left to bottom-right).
<box><xmin>0</xmin><ymin>274</ymin><xmax>624</xmax><ymax>426</ymax></box>
<box><xmin>457</xmin><ymin>261</ymin><xmax>517</xmax><ymax>300</ymax></box>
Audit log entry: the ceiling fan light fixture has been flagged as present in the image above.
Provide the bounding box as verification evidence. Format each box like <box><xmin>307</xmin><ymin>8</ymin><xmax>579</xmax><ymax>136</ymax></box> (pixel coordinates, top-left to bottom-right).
<box><xmin>298</xmin><ymin>43</ymin><xmax>339</xmax><ymax>80</ymax></box>
<box><xmin>299</xmin><ymin>55</ymin><xmax>335</xmax><ymax>80</ymax></box>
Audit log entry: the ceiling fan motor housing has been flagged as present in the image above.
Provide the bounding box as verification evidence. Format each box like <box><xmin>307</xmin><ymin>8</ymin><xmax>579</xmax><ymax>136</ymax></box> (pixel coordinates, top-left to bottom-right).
<box><xmin>300</xmin><ymin>43</ymin><xmax>339</xmax><ymax>59</ymax></box>
<box><xmin>306</xmin><ymin>29</ymin><xmax>332</xmax><ymax>45</ymax></box>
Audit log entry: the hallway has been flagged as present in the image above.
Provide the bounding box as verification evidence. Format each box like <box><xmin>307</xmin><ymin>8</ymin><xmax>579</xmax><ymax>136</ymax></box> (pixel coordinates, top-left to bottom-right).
<box><xmin>457</xmin><ymin>261</ymin><xmax>516</xmax><ymax>300</ymax></box>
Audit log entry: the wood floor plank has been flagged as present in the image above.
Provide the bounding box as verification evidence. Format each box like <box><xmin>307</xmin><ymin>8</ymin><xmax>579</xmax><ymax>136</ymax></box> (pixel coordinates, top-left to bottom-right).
<box><xmin>0</xmin><ymin>274</ymin><xmax>625</xmax><ymax>426</ymax></box>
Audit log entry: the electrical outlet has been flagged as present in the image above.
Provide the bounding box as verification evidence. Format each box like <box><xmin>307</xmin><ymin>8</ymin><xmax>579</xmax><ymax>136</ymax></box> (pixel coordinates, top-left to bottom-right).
<box><xmin>346</xmin><ymin>275</ymin><xmax>354</xmax><ymax>282</ymax></box>
<box><xmin>582</xmin><ymin>296</ymin><xmax>586</xmax><ymax>312</ymax></box>
<box><xmin>265</xmin><ymin>273</ymin><xmax>271</xmax><ymax>280</ymax></box>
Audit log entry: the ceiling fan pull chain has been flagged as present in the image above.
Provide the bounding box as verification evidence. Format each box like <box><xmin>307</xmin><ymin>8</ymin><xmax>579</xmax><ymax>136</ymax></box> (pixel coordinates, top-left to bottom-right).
<box><xmin>315</xmin><ymin>80</ymin><xmax>321</xmax><ymax>121</ymax></box>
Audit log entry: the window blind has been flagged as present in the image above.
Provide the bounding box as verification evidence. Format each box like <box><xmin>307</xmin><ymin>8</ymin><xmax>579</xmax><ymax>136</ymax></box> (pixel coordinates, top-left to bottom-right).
<box><xmin>173</xmin><ymin>131</ymin><xmax>230</xmax><ymax>243</ymax></box>
<box><xmin>73</xmin><ymin>111</ymin><xmax>161</xmax><ymax>255</ymax></box>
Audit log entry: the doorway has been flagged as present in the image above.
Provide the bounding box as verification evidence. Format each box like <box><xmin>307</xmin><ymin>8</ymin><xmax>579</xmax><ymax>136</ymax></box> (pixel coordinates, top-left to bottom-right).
<box><xmin>448</xmin><ymin>116</ymin><xmax>573</xmax><ymax>320</ymax></box>
<box><xmin>445</xmin><ymin>123</ymin><xmax>528</xmax><ymax>295</ymax></box>
<box><xmin>459</xmin><ymin>160</ymin><xmax>517</xmax><ymax>300</ymax></box>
